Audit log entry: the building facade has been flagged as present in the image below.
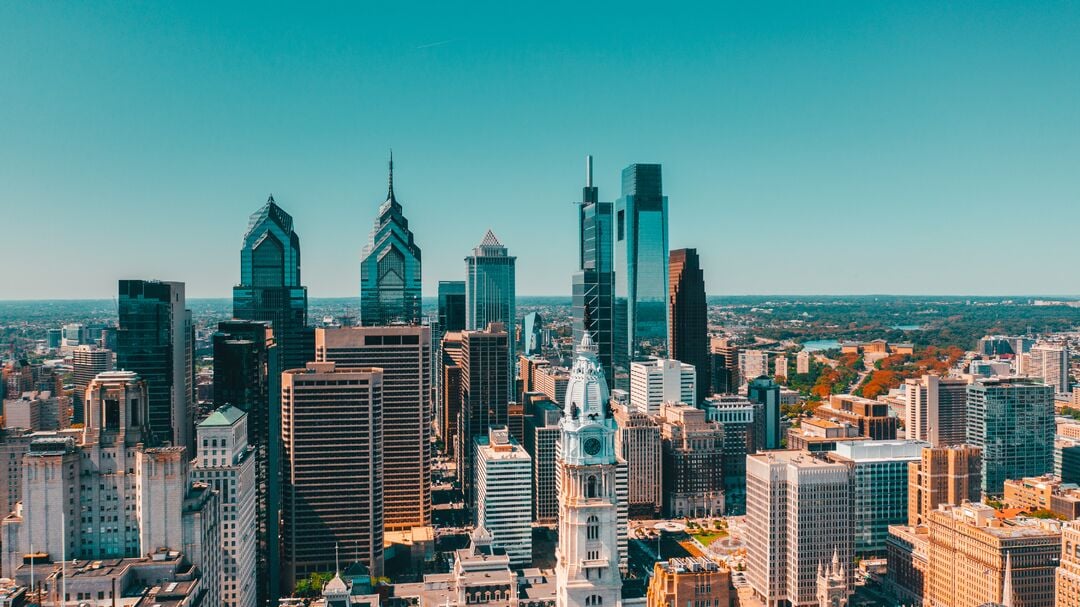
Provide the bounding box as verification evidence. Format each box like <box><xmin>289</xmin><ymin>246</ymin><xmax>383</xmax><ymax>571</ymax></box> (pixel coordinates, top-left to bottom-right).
<box><xmin>668</xmin><ymin>248</ymin><xmax>709</xmax><ymax>401</ymax></box>
<box><xmin>611</xmin><ymin>402</ymin><xmax>663</xmax><ymax>518</ymax></box>
<box><xmin>465</xmin><ymin>230</ymin><xmax>516</xmax><ymax>394</ymax></box>
<box><xmin>747</xmin><ymin>376</ymin><xmax>781</xmax><ymax>450</ymax></box>
<box><xmin>629</xmin><ymin>358</ymin><xmax>695</xmax><ymax>415</ymax></box>
<box><xmin>645</xmin><ymin>557</ymin><xmax>732</xmax><ymax>607</ymax></box>
<box><xmin>72</xmin><ymin>345</ymin><xmax>113</xmax><ymax>424</ymax></box>
<box><xmin>659</xmin><ymin>402</ymin><xmax>725</xmax><ymax>518</ymax></box>
<box><xmin>523</xmin><ymin>399</ymin><xmax>562</xmax><ymax>524</ymax></box>
<box><xmin>907</xmin><ymin>444</ymin><xmax>982</xmax><ymax>526</ymax></box>
<box><xmin>903</xmin><ymin>375</ymin><xmax>969</xmax><ymax>447</ymax></box>
<box><xmin>702</xmin><ymin>395</ymin><xmax>755</xmax><ymax>515</ymax></box>
<box><xmin>456</xmin><ymin>323</ymin><xmax>511</xmax><ymax>509</ymax></box>
<box><xmin>475</xmin><ymin>426</ymin><xmax>532</xmax><ymax>566</ymax></box>
<box><xmin>572</xmin><ymin>156</ymin><xmax>615</xmax><ymax>386</ymax></box>
<box><xmin>966</xmin><ymin>378</ymin><xmax>1054</xmax><ymax>495</ymax></box>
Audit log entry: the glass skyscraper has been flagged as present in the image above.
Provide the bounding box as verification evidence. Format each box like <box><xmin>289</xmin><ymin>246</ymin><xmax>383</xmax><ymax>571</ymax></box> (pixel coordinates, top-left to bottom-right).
<box><xmin>572</xmin><ymin>155</ymin><xmax>615</xmax><ymax>385</ymax></box>
<box><xmin>966</xmin><ymin>377</ymin><xmax>1054</xmax><ymax>495</ymax></box>
<box><xmin>360</xmin><ymin>154</ymin><xmax>422</xmax><ymax>326</ymax></box>
<box><xmin>438</xmin><ymin>280</ymin><xmax>467</xmax><ymax>332</ymax></box>
<box><xmin>233</xmin><ymin>195</ymin><xmax>313</xmax><ymax>371</ymax></box>
<box><xmin>465</xmin><ymin>230</ymin><xmax>516</xmax><ymax>393</ymax></box>
<box><xmin>615</xmin><ymin>163</ymin><xmax>669</xmax><ymax>382</ymax></box>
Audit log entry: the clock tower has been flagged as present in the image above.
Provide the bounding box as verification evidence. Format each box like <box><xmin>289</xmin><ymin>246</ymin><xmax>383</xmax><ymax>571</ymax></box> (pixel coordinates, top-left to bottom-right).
<box><xmin>557</xmin><ymin>333</ymin><xmax>622</xmax><ymax>607</ymax></box>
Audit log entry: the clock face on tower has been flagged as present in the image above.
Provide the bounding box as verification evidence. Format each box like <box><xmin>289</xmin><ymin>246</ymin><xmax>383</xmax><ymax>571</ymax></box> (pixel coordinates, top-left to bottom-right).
<box><xmin>583</xmin><ymin>437</ymin><xmax>602</xmax><ymax>456</ymax></box>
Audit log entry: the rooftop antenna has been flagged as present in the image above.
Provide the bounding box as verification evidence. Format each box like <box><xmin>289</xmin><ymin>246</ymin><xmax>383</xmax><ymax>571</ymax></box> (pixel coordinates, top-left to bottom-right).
<box><xmin>586</xmin><ymin>155</ymin><xmax>593</xmax><ymax>188</ymax></box>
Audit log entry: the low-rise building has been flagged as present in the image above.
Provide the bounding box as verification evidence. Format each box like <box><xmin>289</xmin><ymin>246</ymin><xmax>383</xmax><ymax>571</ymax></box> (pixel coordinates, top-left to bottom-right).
<box><xmin>1003</xmin><ymin>475</ymin><xmax>1080</xmax><ymax>520</ymax></box>
<box><xmin>645</xmin><ymin>557</ymin><xmax>733</xmax><ymax>607</ymax></box>
<box><xmin>787</xmin><ymin>417</ymin><xmax>865</xmax><ymax>453</ymax></box>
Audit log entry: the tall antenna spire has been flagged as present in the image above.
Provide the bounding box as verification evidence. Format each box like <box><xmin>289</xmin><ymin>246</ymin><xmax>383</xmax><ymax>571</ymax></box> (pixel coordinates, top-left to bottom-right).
<box><xmin>387</xmin><ymin>149</ymin><xmax>395</xmax><ymax>200</ymax></box>
<box><xmin>586</xmin><ymin>154</ymin><xmax>593</xmax><ymax>187</ymax></box>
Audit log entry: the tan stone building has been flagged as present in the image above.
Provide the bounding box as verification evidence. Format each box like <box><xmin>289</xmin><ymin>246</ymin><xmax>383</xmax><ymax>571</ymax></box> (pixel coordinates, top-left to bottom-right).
<box><xmin>1058</xmin><ymin>521</ymin><xmax>1080</xmax><ymax>607</ymax></box>
<box><xmin>1003</xmin><ymin>475</ymin><xmax>1080</xmax><ymax>520</ymax></box>
<box><xmin>612</xmin><ymin>402</ymin><xmax>663</xmax><ymax>517</ymax></box>
<box><xmin>925</xmin><ymin>503</ymin><xmax>1060</xmax><ymax>607</ymax></box>
<box><xmin>646</xmin><ymin>557</ymin><xmax>733</xmax><ymax>607</ymax></box>
<box><xmin>907</xmin><ymin>445</ymin><xmax>982</xmax><ymax>526</ymax></box>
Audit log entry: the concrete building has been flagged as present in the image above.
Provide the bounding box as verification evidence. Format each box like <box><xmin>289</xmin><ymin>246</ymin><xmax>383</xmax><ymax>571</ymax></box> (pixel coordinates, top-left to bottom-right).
<box><xmin>746</xmin><ymin>451</ymin><xmax>852</xmax><ymax>607</ymax></box>
<box><xmin>316</xmin><ymin>325</ymin><xmax>432</xmax><ymax>530</ymax></box>
<box><xmin>738</xmin><ymin>350</ymin><xmax>769</xmax><ymax>384</ymax></box>
<box><xmin>522</xmin><ymin>399</ymin><xmax>562</xmax><ymax>524</ymax></box>
<box><xmin>535</xmin><ymin>365</ymin><xmax>571</xmax><ymax>407</ymax></box>
<box><xmin>1058</xmin><ymin>521</ymin><xmax>1080</xmax><ymax>607</ymax></box>
<box><xmin>1003</xmin><ymin>475</ymin><xmax>1080</xmax><ymax>519</ymax></box>
<box><xmin>702</xmin><ymin>395</ymin><xmax>754</xmax><ymax>515</ymax></box>
<box><xmin>71</xmin><ymin>345</ymin><xmax>114</xmax><ymax>424</ymax></box>
<box><xmin>456</xmin><ymin>323</ymin><xmax>510</xmax><ymax>509</ymax></box>
<box><xmin>193</xmin><ymin>406</ymin><xmax>256</xmax><ymax>607</ymax></box>
<box><xmin>967</xmin><ymin>378</ymin><xmax>1055</xmax><ymax>495</ymax></box>
<box><xmin>2</xmin><ymin>391</ymin><xmax>67</xmax><ymax>432</ymax></box>
<box><xmin>747</xmin><ymin>376</ymin><xmax>781</xmax><ymax>450</ymax></box>
<box><xmin>907</xmin><ymin>445</ymin><xmax>982</xmax><ymax>526</ymax></box>
<box><xmin>925</xmin><ymin>503</ymin><xmax>1060</xmax><ymax>607</ymax></box>
<box><xmin>612</xmin><ymin>402</ymin><xmax>663</xmax><ymax>518</ymax></box>
<box><xmin>645</xmin><ymin>557</ymin><xmax>732</xmax><ymax>607</ymax></box>
<box><xmin>886</xmin><ymin>523</ymin><xmax>929</xmax><ymax>606</ymax></box>
<box><xmin>903</xmin><ymin>375</ymin><xmax>969</xmax><ymax>447</ymax></box>
<box><xmin>819</xmin><ymin>394</ymin><xmax>898</xmax><ymax>441</ymax></box>
<box><xmin>796</xmin><ymin>350</ymin><xmax>810</xmax><ymax>375</ymax></box>
<box><xmin>475</xmin><ymin>426</ymin><xmax>532</xmax><ymax>567</ymax></box>
<box><xmin>1027</xmin><ymin>343</ymin><xmax>1071</xmax><ymax>394</ymax></box>
<box><xmin>827</xmin><ymin>440</ymin><xmax>927</xmax><ymax>557</ymax></box>
<box><xmin>280</xmin><ymin>362</ymin><xmax>384</xmax><ymax>590</ymax></box>
<box><xmin>0</xmin><ymin>428</ymin><xmax>33</xmax><ymax>517</ymax></box>
<box><xmin>773</xmin><ymin>355</ymin><xmax>787</xmax><ymax>380</ymax></box>
<box><xmin>629</xmin><ymin>358</ymin><xmax>695</xmax><ymax>415</ymax></box>
<box><xmin>787</xmin><ymin>418</ymin><xmax>864</xmax><ymax>453</ymax></box>
<box><xmin>659</xmin><ymin>402</ymin><xmax>725</xmax><ymax>518</ymax></box>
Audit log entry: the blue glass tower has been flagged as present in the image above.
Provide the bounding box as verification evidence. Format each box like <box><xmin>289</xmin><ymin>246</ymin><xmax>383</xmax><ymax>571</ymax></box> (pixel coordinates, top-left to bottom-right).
<box><xmin>465</xmin><ymin>230</ymin><xmax>516</xmax><ymax>392</ymax></box>
<box><xmin>572</xmin><ymin>155</ymin><xmax>615</xmax><ymax>385</ymax></box>
<box><xmin>233</xmin><ymin>195</ymin><xmax>313</xmax><ymax>372</ymax></box>
<box><xmin>614</xmin><ymin>163</ymin><xmax>669</xmax><ymax>381</ymax></box>
<box><xmin>360</xmin><ymin>153</ymin><xmax>422</xmax><ymax>326</ymax></box>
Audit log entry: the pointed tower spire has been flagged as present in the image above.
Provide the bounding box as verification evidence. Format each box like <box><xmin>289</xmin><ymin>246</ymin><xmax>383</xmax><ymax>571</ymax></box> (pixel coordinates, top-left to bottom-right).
<box><xmin>267</xmin><ymin>193</ymin><xmax>275</xmax><ymax>205</ymax></box>
<box><xmin>586</xmin><ymin>154</ymin><xmax>593</xmax><ymax>188</ymax></box>
<box><xmin>387</xmin><ymin>148</ymin><xmax>395</xmax><ymax>201</ymax></box>
<box><xmin>1002</xmin><ymin>551</ymin><xmax>1014</xmax><ymax>607</ymax></box>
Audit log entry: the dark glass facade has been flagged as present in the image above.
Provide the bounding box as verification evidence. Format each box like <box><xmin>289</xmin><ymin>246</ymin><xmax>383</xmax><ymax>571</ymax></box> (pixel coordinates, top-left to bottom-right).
<box><xmin>669</xmin><ymin>248</ymin><xmax>709</xmax><ymax>400</ymax></box>
<box><xmin>572</xmin><ymin>156</ymin><xmax>615</xmax><ymax>385</ymax></box>
<box><xmin>438</xmin><ymin>280</ymin><xmax>467</xmax><ymax>332</ymax></box>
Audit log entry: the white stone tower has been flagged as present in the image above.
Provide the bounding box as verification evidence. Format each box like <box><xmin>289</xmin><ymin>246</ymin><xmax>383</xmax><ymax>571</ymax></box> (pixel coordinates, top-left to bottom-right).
<box><xmin>556</xmin><ymin>334</ymin><xmax>622</xmax><ymax>607</ymax></box>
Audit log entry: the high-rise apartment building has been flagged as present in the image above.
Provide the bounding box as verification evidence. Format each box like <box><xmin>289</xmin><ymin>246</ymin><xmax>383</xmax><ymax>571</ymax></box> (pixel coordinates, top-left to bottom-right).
<box><xmin>456</xmin><ymin>323</ymin><xmax>511</xmax><ymax>508</ymax></box>
<box><xmin>747</xmin><ymin>376</ymin><xmax>781</xmax><ymax>450</ymax></box>
<box><xmin>1027</xmin><ymin>342</ymin><xmax>1071</xmax><ymax>394</ymax></box>
<box><xmin>360</xmin><ymin>155</ymin><xmax>423</xmax><ymax>326</ymax></box>
<box><xmin>629</xmin><ymin>358</ymin><xmax>695</xmax><ymax>415</ymax></box>
<box><xmin>475</xmin><ymin>426</ymin><xmax>532</xmax><ymax>567</ymax></box>
<box><xmin>572</xmin><ymin>156</ymin><xmax>616</xmax><ymax>386</ymax></box>
<box><xmin>796</xmin><ymin>350</ymin><xmax>810</xmax><ymax>375</ymax></box>
<box><xmin>316</xmin><ymin>325</ymin><xmax>431</xmax><ymax>530</ymax></box>
<box><xmin>926</xmin><ymin>503</ymin><xmax>1060</xmax><ymax>607</ymax></box>
<box><xmin>828</xmin><ymin>440</ymin><xmax>927</xmax><ymax>557</ymax></box>
<box><xmin>280</xmin><ymin>362</ymin><xmax>384</xmax><ymax>589</ymax></box>
<box><xmin>903</xmin><ymin>375</ymin><xmax>969</xmax><ymax>447</ymax></box>
<box><xmin>739</xmin><ymin>350</ymin><xmax>769</xmax><ymax>384</ymax></box>
<box><xmin>612</xmin><ymin>402</ymin><xmax>663</xmax><ymax>518</ymax></box>
<box><xmin>193</xmin><ymin>406</ymin><xmax>256</xmax><ymax>607</ymax></box>
<box><xmin>212</xmin><ymin>319</ymin><xmax>279</xmax><ymax>606</ymax></box>
<box><xmin>702</xmin><ymin>394</ymin><xmax>756</xmax><ymax>515</ymax></box>
<box><xmin>72</xmin><ymin>345</ymin><xmax>114</xmax><ymax>423</ymax></box>
<box><xmin>614</xmin><ymin>163</ymin><xmax>669</xmax><ymax>376</ymax></box>
<box><xmin>907</xmin><ymin>444</ymin><xmax>982</xmax><ymax>526</ymax></box>
<box><xmin>746</xmin><ymin>451</ymin><xmax>852</xmax><ymax>607</ymax></box>
<box><xmin>233</xmin><ymin>196</ymin><xmax>313</xmax><ymax>372</ymax></box>
<box><xmin>668</xmin><ymin>248</ymin><xmax>709</xmax><ymax>401</ymax></box>
<box><xmin>438</xmin><ymin>281</ymin><xmax>467</xmax><ymax>332</ymax></box>
<box><xmin>966</xmin><ymin>377</ymin><xmax>1054</xmax><ymax>495</ymax></box>
<box><xmin>117</xmin><ymin>279</ymin><xmax>193</xmax><ymax>453</ymax></box>
<box><xmin>659</xmin><ymin>402</ymin><xmax>725</xmax><ymax>518</ymax></box>
<box><xmin>465</xmin><ymin>230</ymin><xmax>516</xmax><ymax>394</ymax></box>
<box><xmin>523</xmin><ymin>399</ymin><xmax>562</xmax><ymax>524</ymax></box>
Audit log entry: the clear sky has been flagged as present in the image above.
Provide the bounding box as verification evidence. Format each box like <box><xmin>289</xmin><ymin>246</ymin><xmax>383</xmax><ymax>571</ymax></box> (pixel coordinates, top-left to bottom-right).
<box><xmin>2</xmin><ymin>1</ymin><xmax>1078</xmax><ymax>299</ymax></box>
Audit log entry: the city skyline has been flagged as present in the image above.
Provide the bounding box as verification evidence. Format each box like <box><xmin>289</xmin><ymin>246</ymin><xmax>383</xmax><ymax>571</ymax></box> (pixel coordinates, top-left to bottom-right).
<box><xmin>4</xmin><ymin>3</ymin><xmax>1080</xmax><ymax>299</ymax></box>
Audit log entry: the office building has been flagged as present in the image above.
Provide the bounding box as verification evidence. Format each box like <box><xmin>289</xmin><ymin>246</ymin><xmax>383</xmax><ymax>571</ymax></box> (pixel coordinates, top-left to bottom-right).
<box><xmin>465</xmin><ymin>230</ymin><xmax>516</xmax><ymax>394</ymax></box>
<box><xmin>1027</xmin><ymin>343</ymin><xmax>1071</xmax><ymax>394</ymax></box>
<box><xmin>668</xmin><ymin>248</ymin><xmax>709</xmax><ymax>400</ymax></box>
<box><xmin>645</xmin><ymin>557</ymin><xmax>732</xmax><ymax>607</ymax></box>
<box><xmin>746</xmin><ymin>451</ymin><xmax>852</xmax><ymax>607</ymax></box>
<box><xmin>747</xmin><ymin>376</ymin><xmax>781</xmax><ymax>450</ymax></box>
<box><xmin>193</xmin><ymin>406</ymin><xmax>256</xmax><ymax>607</ymax></box>
<box><xmin>456</xmin><ymin>323</ymin><xmax>510</xmax><ymax>508</ymax></box>
<box><xmin>572</xmin><ymin>156</ymin><xmax>616</xmax><ymax>385</ymax></box>
<box><xmin>1057</xmin><ymin>438</ymin><xmax>1080</xmax><ymax>484</ymax></box>
<box><xmin>2</xmin><ymin>391</ymin><xmax>66</xmax><ymax>432</ymax></box>
<box><xmin>925</xmin><ymin>503</ymin><xmax>1059</xmax><ymax>607</ymax></box>
<box><xmin>1003</xmin><ymin>475</ymin><xmax>1080</xmax><ymax>519</ymax></box>
<box><xmin>233</xmin><ymin>195</ymin><xmax>313</xmax><ymax>372</ymax></box>
<box><xmin>440</xmin><ymin>331</ymin><xmax>464</xmax><ymax>457</ymax></box>
<box><xmin>818</xmin><ymin>394</ymin><xmax>899</xmax><ymax>440</ymax></box>
<box><xmin>966</xmin><ymin>377</ymin><xmax>1054</xmax><ymax>495</ymax></box>
<box><xmin>1059</xmin><ymin>521</ymin><xmax>1080</xmax><ymax>607</ymax></box>
<box><xmin>523</xmin><ymin>399</ymin><xmax>562</xmax><ymax>524</ymax></box>
<box><xmin>438</xmin><ymin>281</ymin><xmax>467</xmax><ymax>332</ymax></box>
<box><xmin>535</xmin><ymin>364</ymin><xmax>571</xmax><ymax>406</ymax></box>
<box><xmin>796</xmin><ymin>350</ymin><xmax>810</xmax><ymax>375</ymax></box>
<box><xmin>555</xmin><ymin>334</ymin><xmax>623</xmax><ymax>607</ymax></box>
<box><xmin>522</xmin><ymin>312</ymin><xmax>543</xmax><ymax>356</ymax></box>
<box><xmin>71</xmin><ymin>345</ymin><xmax>114</xmax><ymax>424</ymax></box>
<box><xmin>360</xmin><ymin>154</ymin><xmax>423</xmax><ymax>326</ymax></box>
<box><xmin>710</xmin><ymin>338</ymin><xmax>740</xmax><ymax>394</ymax></box>
<box><xmin>117</xmin><ymin>279</ymin><xmax>193</xmax><ymax>453</ymax></box>
<box><xmin>702</xmin><ymin>394</ymin><xmax>756</xmax><ymax>515</ymax></box>
<box><xmin>629</xmin><ymin>358</ymin><xmax>695</xmax><ymax>415</ymax></box>
<box><xmin>614</xmin><ymin>163</ymin><xmax>669</xmax><ymax>374</ymax></box>
<box><xmin>612</xmin><ymin>402</ymin><xmax>663</xmax><ymax>517</ymax></box>
<box><xmin>280</xmin><ymin>362</ymin><xmax>384</xmax><ymax>590</ymax></box>
<box><xmin>739</xmin><ymin>350</ymin><xmax>769</xmax><ymax>384</ymax></box>
<box><xmin>787</xmin><ymin>418</ymin><xmax>865</xmax><ymax>453</ymax></box>
<box><xmin>475</xmin><ymin>426</ymin><xmax>532</xmax><ymax>566</ymax></box>
<box><xmin>212</xmin><ymin>319</ymin><xmax>279</xmax><ymax>606</ymax></box>
<box><xmin>828</xmin><ymin>440</ymin><xmax>927</xmax><ymax>557</ymax></box>
<box><xmin>907</xmin><ymin>444</ymin><xmax>982</xmax><ymax>526</ymax></box>
<box><xmin>659</xmin><ymin>402</ymin><xmax>725</xmax><ymax>518</ymax></box>
<box><xmin>316</xmin><ymin>325</ymin><xmax>431</xmax><ymax>530</ymax></box>
<box><xmin>903</xmin><ymin>375</ymin><xmax>969</xmax><ymax>446</ymax></box>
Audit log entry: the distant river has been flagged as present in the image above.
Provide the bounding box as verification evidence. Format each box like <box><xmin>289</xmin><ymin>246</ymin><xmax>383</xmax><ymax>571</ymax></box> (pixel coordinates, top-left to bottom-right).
<box><xmin>891</xmin><ymin>324</ymin><xmax>924</xmax><ymax>330</ymax></box>
<box><xmin>801</xmin><ymin>339</ymin><xmax>840</xmax><ymax>352</ymax></box>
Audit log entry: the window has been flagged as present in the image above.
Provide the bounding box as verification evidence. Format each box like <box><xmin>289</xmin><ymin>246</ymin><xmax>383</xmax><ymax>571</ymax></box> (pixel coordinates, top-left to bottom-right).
<box><xmin>587</xmin><ymin>476</ymin><xmax>598</xmax><ymax>498</ymax></box>
<box><xmin>587</xmin><ymin>515</ymin><xmax>600</xmax><ymax>540</ymax></box>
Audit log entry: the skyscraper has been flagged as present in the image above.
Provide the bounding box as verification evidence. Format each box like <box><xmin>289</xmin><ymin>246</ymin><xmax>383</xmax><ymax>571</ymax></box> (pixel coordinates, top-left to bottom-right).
<box><xmin>967</xmin><ymin>377</ymin><xmax>1054</xmax><ymax>495</ymax></box>
<box><xmin>668</xmin><ymin>248</ymin><xmax>709</xmax><ymax>400</ymax></box>
<box><xmin>465</xmin><ymin>230</ymin><xmax>516</xmax><ymax>393</ymax></box>
<box><xmin>72</xmin><ymin>345</ymin><xmax>114</xmax><ymax>424</ymax></box>
<box><xmin>280</xmin><ymin>362</ymin><xmax>384</xmax><ymax>590</ymax></box>
<box><xmin>438</xmin><ymin>280</ymin><xmax>467</xmax><ymax>332</ymax></box>
<box><xmin>612</xmin><ymin>401</ymin><xmax>663</xmax><ymax>518</ymax></box>
<box><xmin>315</xmin><ymin>325</ymin><xmax>432</xmax><ymax>530</ymax></box>
<box><xmin>233</xmin><ymin>195</ymin><xmax>313</xmax><ymax>371</ymax></box>
<box><xmin>360</xmin><ymin>154</ymin><xmax>423</xmax><ymax>326</ymax></box>
<box><xmin>117</xmin><ymin>279</ymin><xmax>193</xmax><ymax>453</ymax></box>
<box><xmin>475</xmin><ymin>425</ymin><xmax>533</xmax><ymax>567</ymax></box>
<box><xmin>1027</xmin><ymin>342</ymin><xmax>1070</xmax><ymax>394</ymax></box>
<box><xmin>572</xmin><ymin>155</ymin><xmax>615</xmax><ymax>384</ymax></box>
<box><xmin>522</xmin><ymin>311</ymin><xmax>543</xmax><ymax>356</ymax></box>
<box><xmin>746</xmin><ymin>376</ymin><xmax>781</xmax><ymax>450</ymax></box>
<box><xmin>614</xmin><ymin>163</ymin><xmax>669</xmax><ymax>377</ymax></box>
<box><xmin>457</xmin><ymin>323</ymin><xmax>510</xmax><ymax>508</ymax></box>
<box><xmin>903</xmin><ymin>375</ymin><xmax>969</xmax><ymax>447</ymax></box>
<box><xmin>907</xmin><ymin>444</ymin><xmax>982</xmax><ymax>526</ymax></box>
<box><xmin>212</xmin><ymin>319</ymin><xmax>280</xmax><ymax>606</ymax></box>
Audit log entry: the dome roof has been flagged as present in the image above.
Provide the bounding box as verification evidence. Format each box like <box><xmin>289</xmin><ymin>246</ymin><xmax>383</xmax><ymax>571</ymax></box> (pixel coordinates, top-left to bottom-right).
<box><xmin>564</xmin><ymin>334</ymin><xmax>610</xmax><ymax>423</ymax></box>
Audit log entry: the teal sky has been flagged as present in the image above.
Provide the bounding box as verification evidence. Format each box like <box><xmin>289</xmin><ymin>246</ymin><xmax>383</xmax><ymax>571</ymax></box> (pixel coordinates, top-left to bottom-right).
<box><xmin>2</xmin><ymin>2</ymin><xmax>1079</xmax><ymax>299</ymax></box>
